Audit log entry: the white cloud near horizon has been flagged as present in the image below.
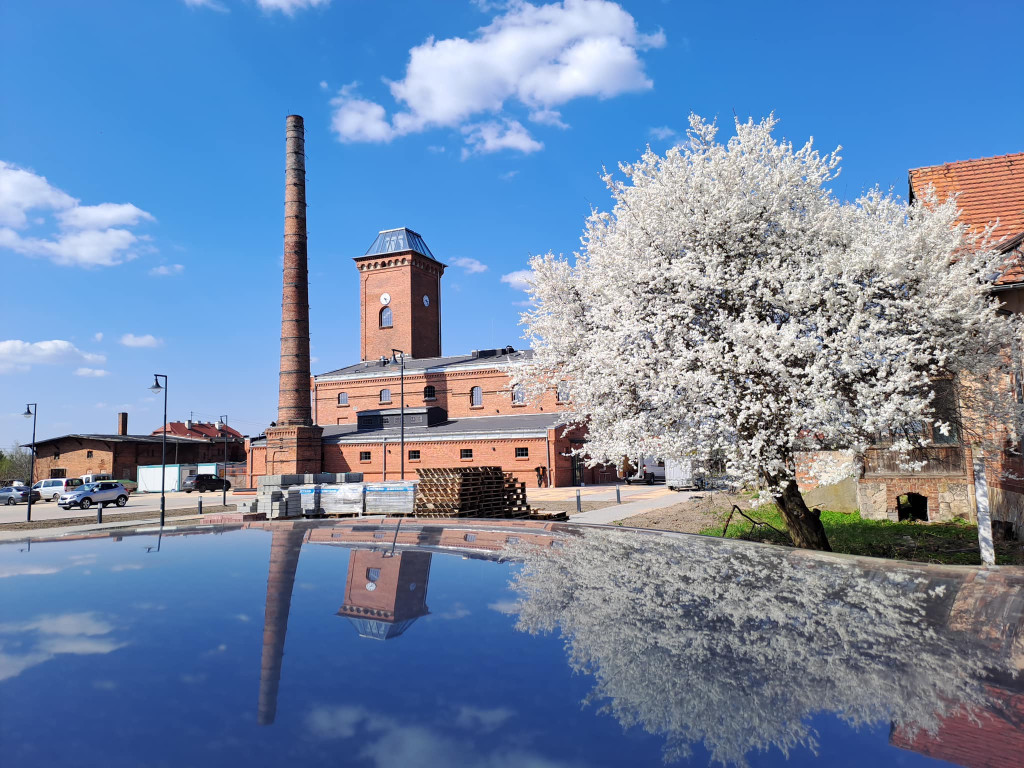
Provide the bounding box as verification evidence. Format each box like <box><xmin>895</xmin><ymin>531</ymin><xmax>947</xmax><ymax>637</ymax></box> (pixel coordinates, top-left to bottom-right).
<box><xmin>149</xmin><ymin>263</ymin><xmax>184</xmax><ymax>276</ymax></box>
<box><xmin>0</xmin><ymin>161</ymin><xmax>155</xmax><ymax>268</ymax></box>
<box><xmin>74</xmin><ymin>367</ymin><xmax>109</xmax><ymax>377</ymax></box>
<box><xmin>0</xmin><ymin>340</ymin><xmax>106</xmax><ymax>375</ymax></box>
<box><xmin>120</xmin><ymin>333</ymin><xmax>163</xmax><ymax>348</ymax></box>
<box><xmin>184</xmin><ymin>0</ymin><xmax>328</xmax><ymax>11</ymax></box>
<box><xmin>501</xmin><ymin>269</ymin><xmax>533</xmax><ymax>290</ymax></box>
<box><xmin>648</xmin><ymin>125</ymin><xmax>676</xmax><ymax>140</ymax></box>
<box><xmin>450</xmin><ymin>256</ymin><xmax>488</xmax><ymax>274</ymax></box>
<box><xmin>329</xmin><ymin>0</ymin><xmax>664</xmax><ymax>156</ymax></box>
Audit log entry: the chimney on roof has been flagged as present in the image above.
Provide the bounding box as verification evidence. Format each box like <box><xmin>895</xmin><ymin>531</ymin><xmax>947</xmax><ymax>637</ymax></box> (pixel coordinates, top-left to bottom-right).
<box><xmin>186</xmin><ymin>419</ymin><xmax>193</xmax><ymax>431</ymax></box>
<box><xmin>276</xmin><ymin>115</ymin><xmax>314</xmax><ymax>427</ymax></box>
<box><xmin>117</xmin><ymin>412</ymin><xmax>128</xmax><ymax>436</ymax></box>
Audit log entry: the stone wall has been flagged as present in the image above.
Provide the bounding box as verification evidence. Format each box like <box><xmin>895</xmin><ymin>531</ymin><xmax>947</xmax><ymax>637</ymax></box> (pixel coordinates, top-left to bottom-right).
<box><xmin>858</xmin><ymin>476</ymin><xmax>975</xmax><ymax>522</ymax></box>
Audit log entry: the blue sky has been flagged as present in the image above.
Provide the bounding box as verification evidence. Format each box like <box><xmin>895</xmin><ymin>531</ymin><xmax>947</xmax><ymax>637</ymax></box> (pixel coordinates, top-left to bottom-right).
<box><xmin>1</xmin><ymin>0</ymin><xmax>1022</xmax><ymax>443</ymax></box>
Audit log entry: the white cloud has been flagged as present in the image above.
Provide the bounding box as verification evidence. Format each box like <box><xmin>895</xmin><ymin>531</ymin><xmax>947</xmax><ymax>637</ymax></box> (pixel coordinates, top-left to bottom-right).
<box><xmin>500</xmin><ymin>170</ymin><xmax>520</xmax><ymax>181</ymax></box>
<box><xmin>649</xmin><ymin>125</ymin><xmax>676</xmax><ymax>140</ymax></box>
<box><xmin>435</xmin><ymin>603</ymin><xmax>471</xmax><ymax>620</ymax></box>
<box><xmin>120</xmin><ymin>333</ymin><xmax>163</xmax><ymax>348</ymax></box>
<box><xmin>74</xmin><ymin>367</ymin><xmax>109</xmax><ymax>378</ymax></box>
<box><xmin>0</xmin><ymin>612</ymin><xmax>126</xmax><ymax>682</ymax></box>
<box><xmin>427</xmin><ymin>145</ymin><xmax>447</xmax><ymax>154</ymax></box>
<box><xmin>461</xmin><ymin>120</ymin><xmax>543</xmax><ymax>159</ymax></box>
<box><xmin>329</xmin><ymin>0</ymin><xmax>664</xmax><ymax>156</ymax></box>
<box><xmin>258</xmin><ymin>0</ymin><xmax>331</xmax><ymax>15</ymax></box>
<box><xmin>184</xmin><ymin>0</ymin><xmax>229</xmax><ymax>10</ymax></box>
<box><xmin>149</xmin><ymin>263</ymin><xmax>184</xmax><ymax>276</ymax></box>
<box><xmin>451</xmin><ymin>256</ymin><xmax>488</xmax><ymax>274</ymax></box>
<box><xmin>319</xmin><ymin>80</ymin><xmax>329</xmax><ymax>90</ymax></box>
<box><xmin>487</xmin><ymin>599</ymin><xmax>520</xmax><ymax>614</ymax></box>
<box><xmin>453</xmin><ymin>705</ymin><xmax>515</xmax><ymax>732</ymax></box>
<box><xmin>0</xmin><ymin>339</ymin><xmax>105</xmax><ymax>374</ymax></box>
<box><xmin>0</xmin><ymin>161</ymin><xmax>154</xmax><ymax>267</ymax></box>
<box><xmin>501</xmin><ymin>269</ymin><xmax>533</xmax><ymax>291</ymax></box>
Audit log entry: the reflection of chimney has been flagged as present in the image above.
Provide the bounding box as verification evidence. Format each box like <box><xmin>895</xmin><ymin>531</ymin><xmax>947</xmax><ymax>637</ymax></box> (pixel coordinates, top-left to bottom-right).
<box><xmin>116</xmin><ymin>412</ymin><xmax>128</xmax><ymax>436</ymax></box>
<box><xmin>257</xmin><ymin>527</ymin><xmax>305</xmax><ymax>726</ymax></box>
<box><xmin>277</xmin><ymin>115</ymin><xmax>313</xmax><ymax>427</ymax></box>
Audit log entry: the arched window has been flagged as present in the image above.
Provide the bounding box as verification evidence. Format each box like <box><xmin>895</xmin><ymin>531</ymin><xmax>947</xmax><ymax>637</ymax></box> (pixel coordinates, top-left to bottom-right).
<box><xmin>380</xmin><ymin>306</ymin><xmax>393</xmax><ymax>328</ymax></box>
<box><xmin>470</xmin><ymin>386</ymin><xmax>482</xmax><ymax>407</ymax></box>
<box><xmin>512</xmin><ymin>383</ymin><xmax>525</xmax><ymax>404</ymax></box>
<box><xmin>556</xmin><ymin>381</ymin><xmax>569</xmax><ymax>403</ymax></box>
<box><xmin>380</xmin><ymin>388</ymin><xmax>392</xmax><ymax>403</ymax></box>
<box><xmin>338</xmin><ymin>392</ymin><xmax>348</xmax><ymax>406</ymax></box>
<box><xmin>423</xmin><ymin>385</ymin><xmax>436</xmax><ymax>400</ymax></box>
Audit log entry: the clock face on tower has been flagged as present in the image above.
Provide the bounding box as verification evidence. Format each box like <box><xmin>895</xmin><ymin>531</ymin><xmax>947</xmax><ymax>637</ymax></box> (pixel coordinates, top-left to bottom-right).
<box><xmin>380</xmin><ymin>293</ymin><xmax>391</xmax><ymax>305</ymax></box>
<box><xmin>422</xmin><ymin>295</ymin><xmax>430</xmax><ymax>307</ymax></box>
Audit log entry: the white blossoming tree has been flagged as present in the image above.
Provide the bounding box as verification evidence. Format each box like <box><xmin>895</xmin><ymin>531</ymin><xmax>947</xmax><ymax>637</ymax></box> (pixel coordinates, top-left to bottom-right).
<box><xmin>519</xmin><ymin>114</ymin><xmax>1022</xmax><ymax>550</ymax></box>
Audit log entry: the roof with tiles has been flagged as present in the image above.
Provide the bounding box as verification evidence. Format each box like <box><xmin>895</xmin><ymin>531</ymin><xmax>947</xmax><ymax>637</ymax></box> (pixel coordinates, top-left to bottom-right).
<box><xmin>152</xmin><ymin>421</ymin><xmax>244</xmax><ymax>440</ymax></box>
<box><xmin>909</xmin><ymin>152</ymin><xmax>1023</xmax><ymax>286</ymax></box>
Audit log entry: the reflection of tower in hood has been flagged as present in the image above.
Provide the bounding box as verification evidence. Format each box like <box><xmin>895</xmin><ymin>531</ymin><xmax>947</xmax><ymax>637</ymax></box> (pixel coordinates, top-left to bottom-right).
<box><xmin>338</xmin><ymin>550</ymin><xmax>431</xmax><ymax>640</ymax></box>
<box><xmin>257</xmin><ymin>527</ymin><xmax>305</xmax><ymax>726</ymax></box>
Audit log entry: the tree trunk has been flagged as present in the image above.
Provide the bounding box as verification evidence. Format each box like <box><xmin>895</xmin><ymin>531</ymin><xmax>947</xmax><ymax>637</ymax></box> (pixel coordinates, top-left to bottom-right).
<box><xmin>771</xmin><ymin>477</ymin><xmax>832</xmax><ymax>551</ymax></box>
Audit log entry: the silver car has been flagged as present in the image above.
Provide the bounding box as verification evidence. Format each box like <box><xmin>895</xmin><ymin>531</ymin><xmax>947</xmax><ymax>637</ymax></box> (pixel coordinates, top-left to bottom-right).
<box><xmin>59</xmin><ymin>481</ymin><xmax>129</xmax><ymax>510</ymax></box>
<box><xmin>0</xmin><ymin>485</ymin><xmax>41</xmax><ymax>506</ymax></box>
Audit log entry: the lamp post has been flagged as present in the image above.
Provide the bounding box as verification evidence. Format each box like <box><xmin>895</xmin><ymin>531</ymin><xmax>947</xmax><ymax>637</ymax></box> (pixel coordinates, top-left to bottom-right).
<box><xmin>215</xmin><ymin>415</ymin><xmax>229</xmax><ymax>507</ymax></box>
<box><xmin>391</xmin><ymin>349</ymin><xmax>406</xmax><ymax>480</ymax></box>
<box><xmin>148</xmin><ymin>374</ymin><xmax>168</xmax><ymax>527</ymax></box>
<box><xmin>22</xmin><ymin>403</ymin><xmax>36</xmax><ymax>523</ymax></box>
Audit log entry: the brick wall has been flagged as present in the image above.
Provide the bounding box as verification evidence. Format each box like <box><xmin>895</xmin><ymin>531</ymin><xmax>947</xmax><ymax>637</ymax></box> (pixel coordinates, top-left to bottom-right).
<box><xmin>32</xmin><ymin>437</ymin><xmax>243</xmax><ymax>482</ymax></box>
<box><xmin>357</xmin><ymin>254</ymin><xmax>443</xmax><ymax>362</ymax></box>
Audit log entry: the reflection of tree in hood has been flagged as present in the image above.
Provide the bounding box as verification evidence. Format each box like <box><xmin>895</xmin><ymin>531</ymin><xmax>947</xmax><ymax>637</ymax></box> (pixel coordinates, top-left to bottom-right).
<box><xmin>509</xmin><ymin>529</ymin><xmax>1022</xmax><ymax>767</ymax></box>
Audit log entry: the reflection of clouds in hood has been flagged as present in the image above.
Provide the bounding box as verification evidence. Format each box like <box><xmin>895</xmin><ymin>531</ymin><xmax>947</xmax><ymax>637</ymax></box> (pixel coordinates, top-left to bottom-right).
<box><xmin>435</xmin><ymin>602</ymin><xmax>471</xmax><ymax>620</ymax></box>
<box><xmin>454</xmin><ymin>705</ymin><xmax>515</xmax><ymax>733</ymax></box>
<box><xmin>306</xmin><ymin>706</ymin><xmax>573</xmax><ymax>768</ymax></box>
<box><xmin>510</xmin><ymin>529</ymin><xmax>1024</xmax><ymax>767</ymax></box>
<box><xmin>0</xmin><ymin>611</ymin><xmax>126</xmax><ymax>682</ymax></box>
<box><xmin>487</xmin><ymin>600</ymin><xmax>520</xmax><ymax>615</ymax></box>
<box><xmin>0</xmin><ymin>564</ymin><xmax>61</xmax><ymax>578</ymax></box>
<box><xmin>110</xmin><ymin>563</ymin><xmax>143</xmax><ymax>572</ymax></box>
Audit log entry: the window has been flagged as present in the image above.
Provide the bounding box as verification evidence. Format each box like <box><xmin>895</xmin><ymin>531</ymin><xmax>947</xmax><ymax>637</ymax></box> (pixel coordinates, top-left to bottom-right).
<box><xmin>515</xmin><ymin>447</ymin><xmax>529</xmax><ymax>458</ymax></box>
<box><xmin>86</xmin><ymin>450</ymin><xmax>93</xmax><ymax>459</ymax></box>
<box><xmin>557</xmin><ymin>381</ymin><xmax>569</xmax><ymax>403</ymax></box>
<box><xmin>470</xmin><ymin>386</ymin><xmax>482</xmax><ymax>407</ymax></box>
<box><xmin>359</xmin><ymin>451</ymin><xmax>371</xmax><ymax>461</ymax></box>
<box><xmin>461</xmin><ymin>448</ymin><xmax>473</xmax><ymax>459</ymax></box>
<box><xmin>464</xmin><ymin>533</ymin><xmax>477</xmax><ymax>542</ymax></box>
<box><xmin>373</xmin><ymin>532</ymin><xmax>387</xmax><ymax>540</ymax></box>
<box><xmin>408</xmin><ymin>449</ymin><xmax>421</xmax><ymax>460</ymax></box>
<box><xmin>366</xmin><ymin>568</ymin><xmax>381</xmax><ymax>582</ymax></box>
<box><xmin>380</xmin><ymin>388</ymin><xmax>391</xmax><ymax>403</ymax></box>
<box><xmin>423</xmin><ymin>385</ymin><xmax>436</xmax><ymax>400</ymax></box>
<box><xmin>506</xmin><ymin>536</ymin><xmax>520</xmax><ymax>545</ymax></box>
<box><xmin>380</xmin><ymin>306</ymin><xmax>393</xmax><ymax>328</ymax></box>
<box><xmin>50</xmin><ymin>469</ymin><xmax>66</xmax><ymax>479</ymax></box>
<box><xmin>512</xmin><ymin>384</ymin><xmax>525</xmax><ymax>404</ymax></box>
<box><xmin>338</xmin><ymin>392</ymin><xmax>349</xmax><ymax>406</ymax></box>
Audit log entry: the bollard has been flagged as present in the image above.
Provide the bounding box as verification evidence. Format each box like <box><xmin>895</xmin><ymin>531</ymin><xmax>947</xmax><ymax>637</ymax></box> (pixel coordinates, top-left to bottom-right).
<box><xmin>616</xmin><ymin>484</ymin><xmax>621</xmax><ymax>504</ymax></box>
<box><xmin>198</xmin><ymin>496</ymin><xmax>203</xmax><ymax>516</ymax></box>
<box><xmin>576</xmin><ymin>489</ymin><xmax>582</xmax><ymax>515</ymax></box>
<box><xmin>97</xmin><ymin>502</ymin><xmax>102</xmax><ymax>525</ymax></box>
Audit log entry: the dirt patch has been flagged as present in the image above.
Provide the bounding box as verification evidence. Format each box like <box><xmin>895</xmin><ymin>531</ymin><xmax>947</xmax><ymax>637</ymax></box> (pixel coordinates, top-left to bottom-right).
<box><xmin>0</xmin><ymin>504</ymin><xmax>235</xmax><ymax>532</ymax></box>
<box><xmin>617</xmin><ymin>492</ymin><xmax>751</xmax><ymax>534</ymax></box>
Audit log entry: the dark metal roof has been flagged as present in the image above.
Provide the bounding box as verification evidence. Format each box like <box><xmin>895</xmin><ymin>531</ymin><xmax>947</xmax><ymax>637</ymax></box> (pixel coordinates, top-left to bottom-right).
<box><xmin>33</xmin><ymin>433</ymin><xmax>214</xmax><ymax>447</ymax></box>
<box><xmin>363</xmin><ymin>228</ymin><xmax>435</xmax><ymax>260</ymax></box>
<box><xmin>317</xmin><ymin>348</ymin><xmax>533</xmax><ymax>379</ymax></box>
<box><xmin>322</xmin><ymin>412</ymin><xmax>569</xmax><ymax>444</ymax></box>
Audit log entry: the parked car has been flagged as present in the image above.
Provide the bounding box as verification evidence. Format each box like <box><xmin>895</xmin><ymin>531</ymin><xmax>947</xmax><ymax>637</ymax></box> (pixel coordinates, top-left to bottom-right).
<box><xmin>0</xmin><ymin>485</ymin><xmax>41</xmax><ymax>505</ymax></box>
<box><xmin>183</xmin><ymin>474</ymin><xmax>231</xmax><ymax>493</ymax></box>
<box><xmin>58</xmin><ymin>482</ymin><xmax>129</xmax><ymax>510</ymax></box>
<box><xmin>621</xmin><ymin>457</ymin><xmax>666</xmax><ymax>485</ymax></box>
<box><xmin>33</xmin><ymin>477</ymin><xmax>85</xmax><ymax>502</ymax></box>
<box><xmin>80</xmin><ymin>473</ymin><xmax>112</xmax><ymax>485</ymax></box>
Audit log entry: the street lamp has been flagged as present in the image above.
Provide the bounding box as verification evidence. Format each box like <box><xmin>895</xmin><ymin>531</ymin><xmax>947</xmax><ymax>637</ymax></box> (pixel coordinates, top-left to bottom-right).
<box><xmin>148</xmin><ymin>374</ymin><xmax>168</xmax><ymax>527</ymax></box>
<box><xmin>391</xmin><ymin>349</ymin><xmax>406</xmax><ymax>480</ymax></box>
<box><xmin>215</xmin><ymin>415</ymin><xmax>229</xmax><ymax>507</ymax></box>
<box><xmin>22</xmin><ymin>404</ymin><xmax>36</xmax><ymax>523</ymax></box>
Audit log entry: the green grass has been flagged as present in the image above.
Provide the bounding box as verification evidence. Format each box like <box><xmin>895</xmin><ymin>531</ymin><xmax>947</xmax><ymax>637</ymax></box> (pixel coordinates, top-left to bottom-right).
<box><xmin>700</xmin><ymin>505</ymin><xmax>1024</xmax><ymax>566</ymax></box>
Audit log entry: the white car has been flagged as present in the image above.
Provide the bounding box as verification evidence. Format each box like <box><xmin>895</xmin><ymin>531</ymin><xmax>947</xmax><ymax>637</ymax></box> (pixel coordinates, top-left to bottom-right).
<box><xmin>59</xmin><ymin>482</ymin><xmax>129</xmax><ymax>511</ymax></box>
<box><xmin>33</xmin><ymin>477</ymin><xmax>84</xmax><ymax>502</ymax></box>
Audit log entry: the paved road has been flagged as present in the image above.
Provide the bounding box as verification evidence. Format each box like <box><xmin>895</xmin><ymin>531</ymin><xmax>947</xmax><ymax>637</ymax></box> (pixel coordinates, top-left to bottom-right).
<box><xmin>571</xmin><ymin>489</ymin><xmax>701</xmax><ymax>524</ymax></box>
<box><xmin>0</xmin><ymin>489</ymin><xmax>251</xmax><ymax>525</ymax></box>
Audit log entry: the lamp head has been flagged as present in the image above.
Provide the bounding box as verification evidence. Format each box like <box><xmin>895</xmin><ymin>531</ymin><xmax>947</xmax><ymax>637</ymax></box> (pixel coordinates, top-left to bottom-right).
<box><xmin>149</xmin><ymin>376</ymin><xmax>164</xmax><ymax>394</ymax></box>
<box><xmin>22</xmin><ymin>405</ymin><xmax>33</xmax><ymax>419</ymax></box>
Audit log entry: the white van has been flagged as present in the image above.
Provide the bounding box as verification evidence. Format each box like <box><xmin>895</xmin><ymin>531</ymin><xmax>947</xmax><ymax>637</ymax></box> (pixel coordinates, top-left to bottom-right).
<box><xmin>80</xmin><ymin>473</ymin><xmax>112</xmax><ymax>485</ymax></box>
<box><xmin>622</xmin><ymin>457</ymin><xmax>665</xmax><ymax>485</ymax></box>
<box><xmin>33</xmin><ymin>477</ymin><xmax>85</xmax><ymax>502</ymax></box>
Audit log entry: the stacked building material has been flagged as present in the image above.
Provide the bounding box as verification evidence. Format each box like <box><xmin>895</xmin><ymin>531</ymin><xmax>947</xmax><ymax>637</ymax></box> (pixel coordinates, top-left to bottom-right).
<box><xmin>299</xmin><ymin>483</ymin><xmax>366</xmax><ymax>516</ymax></box>
<box><xmin>364</xmin><ymin>481</ymin><xmax>417</xmax><ymax>516</ymax></box>
<box><xmin>414</xmin><ymin>466</ymin><xmax>538</xmax><ymax>519</ymax></box>
<box><xmin>255</xmin><ymin>472</ymin><xmax>364</xmax><ymax>518</ymax></box>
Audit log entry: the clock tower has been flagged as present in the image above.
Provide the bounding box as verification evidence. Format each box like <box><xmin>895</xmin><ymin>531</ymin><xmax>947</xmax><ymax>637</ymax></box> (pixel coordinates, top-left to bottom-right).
<box><xmin>354</xmin><ymin>228</ymin><xmax>445</xmax><ymax>361</ymax></box>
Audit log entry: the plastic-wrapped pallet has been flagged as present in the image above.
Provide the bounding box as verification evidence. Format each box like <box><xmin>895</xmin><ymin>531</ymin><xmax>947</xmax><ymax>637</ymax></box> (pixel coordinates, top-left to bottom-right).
<box><xmin>323</xmin><ymin>483</ymin><xmax>365</xmax><ymax>516</ymax></box>
<box><xmin>363</xmin><ymin>481</ymin><xmax>417</xmax><ymax>516</ymax></box>
<box><xmin>299</xmin><ymin>486</ymin><xmax>324</xmax><ymax>514</ymax></box>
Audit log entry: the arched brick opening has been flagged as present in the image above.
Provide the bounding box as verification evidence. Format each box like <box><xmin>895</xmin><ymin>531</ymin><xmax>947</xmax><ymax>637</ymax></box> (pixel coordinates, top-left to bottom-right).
<box><xmin>897</xmin><ymin>492</ymin><xmax>928</xmax><ymax>522</ymax></box>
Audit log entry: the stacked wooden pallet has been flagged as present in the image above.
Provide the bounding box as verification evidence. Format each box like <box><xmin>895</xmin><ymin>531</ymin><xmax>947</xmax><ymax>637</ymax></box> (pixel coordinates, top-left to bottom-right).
<box><xmin>415</xmin><ymin>466</ymin><xmax>538</xmax><ymax>519</ymax></box>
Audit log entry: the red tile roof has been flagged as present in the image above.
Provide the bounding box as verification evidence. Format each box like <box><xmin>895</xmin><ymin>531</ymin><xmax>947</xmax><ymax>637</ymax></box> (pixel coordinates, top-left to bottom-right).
<box><xmin>909</xmin><ymin>152</ymin><xmax>1024</xmax><ymax>285</ymax></box>
<box><xmin>152</xmin><ymin>421</ymin><xmax>243</xmax><ymax>440</ymax></box>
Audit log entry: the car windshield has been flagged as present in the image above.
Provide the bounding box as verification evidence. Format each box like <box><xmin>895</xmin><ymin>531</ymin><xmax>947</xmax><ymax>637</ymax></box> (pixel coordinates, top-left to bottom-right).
<box><xmin>80</xmin><ymin>483</ymin><xmax>99</xmax><ymax>492</ymax></box>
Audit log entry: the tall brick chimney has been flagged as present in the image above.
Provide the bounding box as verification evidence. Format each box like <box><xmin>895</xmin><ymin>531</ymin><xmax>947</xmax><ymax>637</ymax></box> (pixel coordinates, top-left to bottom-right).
<box><xmin>265</xmin><ymin>115</ymin><xmax>323</xmax><ymax>475</ymax></box>
<box><xmin>116</xmin><ymin>412</ymin><xmax>128</xmax><ymax>436</ymax></box>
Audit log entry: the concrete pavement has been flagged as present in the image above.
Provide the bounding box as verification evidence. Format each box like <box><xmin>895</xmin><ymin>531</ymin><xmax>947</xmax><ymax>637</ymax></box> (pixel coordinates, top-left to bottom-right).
<box><xmin>0</xmin><ymin>489</ymin><xmax>251</xmax><ymax>525</ymax></box>
<box><xmin>571</xmin><ymin>488</ymin><xmax>701</xmax><ymax>524</ymax></box>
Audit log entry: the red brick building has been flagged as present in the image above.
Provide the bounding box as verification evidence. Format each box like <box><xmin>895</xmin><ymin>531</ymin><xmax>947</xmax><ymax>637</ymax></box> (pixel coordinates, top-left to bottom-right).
<box><xmin>250</xmin><ymin>227</ymin><xmax>594</xmax><ymax>487</ymax></box>
<box><xmin>857</xmin><ymin>153</ymin><xmax>1024</xmax><ymax>531</ymax></box>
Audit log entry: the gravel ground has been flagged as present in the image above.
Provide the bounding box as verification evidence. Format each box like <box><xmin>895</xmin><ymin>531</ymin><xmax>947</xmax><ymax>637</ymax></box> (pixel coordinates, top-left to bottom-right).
<box><xmin>615</xmin><ymin>492</ymin><xmax>750</xmax><ymax>534</ymax></box>
<box><xmin>0</xmin><ymin>504</ymin><xmax>235</xmax><ymax>532</ymax></box>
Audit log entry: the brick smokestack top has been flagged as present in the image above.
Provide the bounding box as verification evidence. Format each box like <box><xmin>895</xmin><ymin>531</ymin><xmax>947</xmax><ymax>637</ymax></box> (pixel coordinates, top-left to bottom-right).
<box><xmin>116</xmin><ymin>412</ymin><xmax>128</xmax><ymax>436</ymax></box>
<box><xmin>277</xmin><ymin>115</ymin><xmax>313</xmax><ymax>427</ymax></box>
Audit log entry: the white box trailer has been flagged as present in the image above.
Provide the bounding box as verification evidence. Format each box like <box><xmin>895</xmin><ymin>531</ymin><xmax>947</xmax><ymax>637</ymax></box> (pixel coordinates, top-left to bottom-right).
<box><xmin>136</xmin><ymin>464</ymin><xmax>198</xmax><ymax>493</ymax></box>
<box><xmin>666</xmin><ymin>459</ymin><xmax>699</xmax><ymax>491</ymax></box>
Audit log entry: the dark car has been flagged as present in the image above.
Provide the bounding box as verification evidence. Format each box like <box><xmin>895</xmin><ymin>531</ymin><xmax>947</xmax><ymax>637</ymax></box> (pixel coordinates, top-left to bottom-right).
<box><xmin>183</xmin><ymin>474</ymin><xmax>231</xmax><ymax>493</ymax></box>
<box><xmin>0</xmin><ymin>485</ymin><xmax>42</xmax><ymax>505</ymax></box>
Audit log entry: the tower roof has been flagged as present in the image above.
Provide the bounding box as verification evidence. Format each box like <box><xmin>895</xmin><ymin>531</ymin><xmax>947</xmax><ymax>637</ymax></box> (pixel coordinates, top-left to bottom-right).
<box><xmin>364</xmin><ymin>227</ymin><xmax>436</xmax><ymax>260</ymax></box>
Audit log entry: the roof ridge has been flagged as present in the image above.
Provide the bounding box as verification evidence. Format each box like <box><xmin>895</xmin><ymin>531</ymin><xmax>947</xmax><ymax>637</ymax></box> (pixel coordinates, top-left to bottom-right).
<box><xmin>909</xmin><ymin>151</ymin><xmax>1024</xmax><ymax>174</ymax></box>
